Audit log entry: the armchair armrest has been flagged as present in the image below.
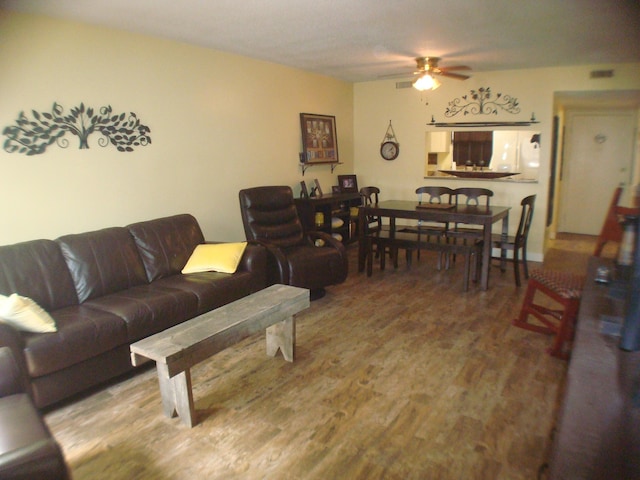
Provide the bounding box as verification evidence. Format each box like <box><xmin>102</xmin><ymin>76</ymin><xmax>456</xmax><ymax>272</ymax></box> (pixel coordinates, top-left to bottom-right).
<box><xmin>237</xmin><ymin>242</ymin><xmax>267</xmax><ymax>275</ymax></box>
<box><xmin>308</xmin><ymin>231</ymin><xmax>347</xmax><ymax>253</ymax></box>
<box><xmin>245</xmin><ymin>240</ymin><xmax>290</xmax><ymax>285</ymax></box>
<box><xmin>0</xmin><ymin>347</ymin><xmax>25</xmax><ymax>397</ymax></box>
<box><xmin>307</xmin><ymin>231</ymin><xmax>348</xmax><ymax>283</ymax></box>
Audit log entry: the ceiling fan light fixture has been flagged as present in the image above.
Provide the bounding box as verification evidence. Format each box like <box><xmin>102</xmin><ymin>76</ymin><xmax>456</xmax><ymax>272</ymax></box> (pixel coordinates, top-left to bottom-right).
<box><xmin>413</xmin><ymin>73</ymin><xmax>441</xmax><ymax>91</ymax></box>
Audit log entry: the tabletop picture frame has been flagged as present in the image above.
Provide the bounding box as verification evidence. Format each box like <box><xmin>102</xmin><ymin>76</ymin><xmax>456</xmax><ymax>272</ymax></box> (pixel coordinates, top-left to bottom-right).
<box><xmin>299</xmin><ymin>181</ymin><xmax>309</xmax><ymax>198</ymax></box>
<box><xmin>312</xmin><ymin>178</ymin><xmax>323</xmax><ymax>197</ymax></box>
<box><xmin>338</xmin><ymin>174</ymin><xmax>358</xmax><ymax>193</ymax></box>
<box><xmin>300</xmin><ymin>113</ymin><xmax>339</xmax><ymax>164</ymax></box>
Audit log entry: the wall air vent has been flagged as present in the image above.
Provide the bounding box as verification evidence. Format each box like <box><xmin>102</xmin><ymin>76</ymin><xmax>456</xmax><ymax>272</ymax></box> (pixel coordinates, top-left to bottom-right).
<box><xmin>590</xmin><ymin>69</ymin><xmax>614</xmax><ymax>79</ymax></box>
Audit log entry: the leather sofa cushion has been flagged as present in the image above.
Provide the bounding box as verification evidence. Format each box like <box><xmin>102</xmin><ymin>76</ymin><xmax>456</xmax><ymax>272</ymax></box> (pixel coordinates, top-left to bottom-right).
<box><xmin>0</xmin><ymin>240</ymin><xmax>78</xmax><ymax>311</ymax></box>
<box><xmin>23</xmin><ymin>305</ymin><xmax>128</xmax><ymax>378</ymax></box>
<box><xmin>128</xmin><ymin>214</ymin><xmax>205</xmax><ymax>282</ymax></box>
<box><xmin>83</xmin><ymin>284</ymin><xmax>198</xmax><ymax>342</ymax></box>
<box><xmin>0</xmin><ymin>394</ymin><xmax>69</xmax><ymax>480</ymax></box>
<box><xmin>154</xmin><ymin>270</ymin><xmax>259</xmax><ymax>315</ymax></box>
<box><xmin>57</xmin><ymin>227</ymin><xmax>148</xmax><ymax>303</ymax></box>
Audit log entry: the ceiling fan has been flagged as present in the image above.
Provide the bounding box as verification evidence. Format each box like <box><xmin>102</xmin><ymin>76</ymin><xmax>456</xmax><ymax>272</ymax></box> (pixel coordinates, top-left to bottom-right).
<box><xmin>386</xmin><ymin>57</ymin><xmax>471</xmax><ymax>91</ymax></box>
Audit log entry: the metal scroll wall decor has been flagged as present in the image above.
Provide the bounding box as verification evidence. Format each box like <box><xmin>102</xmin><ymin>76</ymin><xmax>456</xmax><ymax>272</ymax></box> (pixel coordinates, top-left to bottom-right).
<box><xmin>2</xmin><ymin>102</ymin><xmax>151</xmax><ymax>155</ymax></box>
<box><xmin>444</xmin><ymin>87</ymin><xmax>521</xmax><ymax>118</ymax></box>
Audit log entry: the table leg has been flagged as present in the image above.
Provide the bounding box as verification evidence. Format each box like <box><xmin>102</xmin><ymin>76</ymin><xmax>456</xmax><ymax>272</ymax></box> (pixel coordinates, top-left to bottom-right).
<box><xmin>156</xmin><ymin>362</ymin><xmax>196</xmax><ymax>428</ymax></box>
<box><xmin>266</xmin><ymin>316</ymin><xmax>295</xmax><ymax>362</ymax></box>
<box><xmin>358</xmin><ymin>207</ymin><xmax>366</xmax><ymax>273</ymax></box>
<box><xmin>481</xmin><ymin>222</ymin><xmax>492</xmax><ymax>290</ymax></box>
<box><xmin>500</xmin><ymin>214</ymin><xmax>509</xmax><ymax>271</ymax></box>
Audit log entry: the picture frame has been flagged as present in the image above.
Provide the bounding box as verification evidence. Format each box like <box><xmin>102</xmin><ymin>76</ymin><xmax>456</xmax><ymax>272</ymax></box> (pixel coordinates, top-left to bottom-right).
<box><xmin>338</xmin><ymin>174</ymin><xmax>358</xmax><ymax>193</ymax></box>
<box><xmin>313</xmin><ymin>178</ymin><xmax>323</xmax><ymax>197</ymax></box>
<box><xmin>331</xmin><ymin>185</ymin><xmax>341</xmax><ymax>194</ymax></box>
<box><xmin>299</xmin><ymin>181</ymin><xmax>309</xmax><ymax>198</ymax></box>
<box><xmin>300</xmin><ymin>113</ymin><xmax>339</xmax><ymax>164</ymax></box>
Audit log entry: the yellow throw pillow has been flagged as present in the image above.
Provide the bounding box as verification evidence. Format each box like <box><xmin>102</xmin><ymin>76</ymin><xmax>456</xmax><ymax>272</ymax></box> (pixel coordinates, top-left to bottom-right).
<box><xmin>181</xmin><ymin>242</ymin><xmax>247</xmax><ymax>274</ymax></box>
<box><xmin>0</xmin><ymin>294</ymin><xmax>57</xmax><ymax>333</ymax></box>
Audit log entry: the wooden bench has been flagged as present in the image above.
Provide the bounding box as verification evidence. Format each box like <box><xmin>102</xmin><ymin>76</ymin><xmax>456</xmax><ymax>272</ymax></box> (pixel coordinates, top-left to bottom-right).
<box><xmin>130</xmin><ymin>284</ymin><xmax>310</xmax><ymax>427</ymax></box>
<box><xmin>366</xmin><ymin>230</ymin><xmax>481</xmax><ymax>291</ymax></box>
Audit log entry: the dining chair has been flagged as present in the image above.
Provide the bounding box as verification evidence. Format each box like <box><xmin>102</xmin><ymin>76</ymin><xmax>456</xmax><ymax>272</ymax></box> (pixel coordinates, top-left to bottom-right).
<box><xmin>359</xmin><ymin>186</ymin><xmax>382</xmax><ymax>235</ymax></box>
<box><xmin>447</xmin><ymin>188</ymin><xmax>493</xmax><ymax>237</ymax></box>
<box><xmin>401</xmin><ymin>186</ymin><xmax>454</xmax><ymax>267</ymax></box>
<box><xmin>415</xmin><ymin>186</ymin><xmax>454</xmax><ymax>237</ymax></box>
<box><xmin>359</xmin><ymin>186</ymin><xmax>396</xmax><ymax>270</ymax></box>
<box><xmin>491</xmin><ymin>194</ymin><xmax>536</xmax><ymax>286</ymax></box>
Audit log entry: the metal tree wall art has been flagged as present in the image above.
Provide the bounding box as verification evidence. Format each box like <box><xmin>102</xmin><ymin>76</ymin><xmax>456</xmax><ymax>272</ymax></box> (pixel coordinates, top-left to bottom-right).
<box><xmin>3</xmin><ymin>102</ymin><xmax>151</xmax><ymax>155</ymax></box>
<box><xmin>444</xmin><ymin>87</ymin><xmax>521</xmax><ymax>118</ymax></box>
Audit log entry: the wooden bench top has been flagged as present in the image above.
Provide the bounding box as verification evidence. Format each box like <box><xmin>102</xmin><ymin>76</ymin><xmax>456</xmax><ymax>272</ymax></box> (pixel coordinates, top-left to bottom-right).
<box><xmin>130</xmin><ymin>284</ymin><xmax>309</xmax><ymax>378</ymax></box>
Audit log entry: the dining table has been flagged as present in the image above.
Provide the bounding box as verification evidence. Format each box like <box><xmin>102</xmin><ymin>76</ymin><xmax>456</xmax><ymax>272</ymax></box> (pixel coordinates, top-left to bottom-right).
<box><xmin>357</xmin><ymin>200</ymin><xmax>511</xmax><ymax>291</ymax></box>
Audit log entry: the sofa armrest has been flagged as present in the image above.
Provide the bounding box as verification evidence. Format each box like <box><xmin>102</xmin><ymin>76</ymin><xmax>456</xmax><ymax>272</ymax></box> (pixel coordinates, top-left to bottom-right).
<box><xmin>0</xmin><ymin>325</ymin><xmax>30</xmax><ymax>397</ymax></box>
<box><xmin>0</xmin><ymin>347</ymin><xmax>25</xmax><ymax>397</ymax></box>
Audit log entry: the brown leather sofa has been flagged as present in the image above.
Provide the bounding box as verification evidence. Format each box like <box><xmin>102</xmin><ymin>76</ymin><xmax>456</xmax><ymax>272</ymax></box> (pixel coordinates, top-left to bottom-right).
<box><xmin>0</xmin><ymin>214</ymin><xmax>267</xmax><ymax>409</ymax></box>
<box><xmin>0</xmin><ymin>347</ymin><xmax>71</xmax><ymax>479</ymax></box>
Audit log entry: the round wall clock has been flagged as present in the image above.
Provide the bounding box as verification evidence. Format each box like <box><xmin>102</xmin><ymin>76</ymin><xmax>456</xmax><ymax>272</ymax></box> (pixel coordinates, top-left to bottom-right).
<box><xmin>380</xmin><ymin>120</ymin><xmax>400</xmax><ymax>161</ymax></box>
<box><xmin>380</xmin><ymin>141</ymin><xmax>399</xmax><ymax>161</ymax></box>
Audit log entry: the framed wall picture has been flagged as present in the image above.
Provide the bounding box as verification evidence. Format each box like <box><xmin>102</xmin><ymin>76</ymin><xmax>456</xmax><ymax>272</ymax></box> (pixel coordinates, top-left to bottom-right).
<box><xmin>338</xmin><ymin>174</ymin><xmax>358</xmax><ymax>193</ymax></box>
<box><xmin>300</xmin><ymin>113</ymin><xmax>339</xmax><ymax>164</ymax></box>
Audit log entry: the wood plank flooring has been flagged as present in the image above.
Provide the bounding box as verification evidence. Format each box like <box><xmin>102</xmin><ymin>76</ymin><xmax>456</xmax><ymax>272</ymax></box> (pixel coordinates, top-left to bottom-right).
<box><xmin>45</xmin><ymin>236</ymin><xmax>600</xmax><ymax>480</ymax></box>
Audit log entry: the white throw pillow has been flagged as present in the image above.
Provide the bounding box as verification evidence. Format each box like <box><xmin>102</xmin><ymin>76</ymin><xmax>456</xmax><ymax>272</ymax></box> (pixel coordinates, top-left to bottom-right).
<box><xmin>0</xmin><ymin>294</ymin><xmax>57</xmax><ymax>333</ymax></box>
<box><xmin>331</xmin><ymin>217</ymin><xmax>344</xmax><ymax>228</ymax></box>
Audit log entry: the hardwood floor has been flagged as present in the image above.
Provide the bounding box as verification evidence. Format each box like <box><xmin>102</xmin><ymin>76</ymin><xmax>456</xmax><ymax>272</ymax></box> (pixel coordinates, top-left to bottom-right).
<box><xmin>45</xmin><ymin>236</ymin><xmax>600</xmax><ymax>480</ymax></box>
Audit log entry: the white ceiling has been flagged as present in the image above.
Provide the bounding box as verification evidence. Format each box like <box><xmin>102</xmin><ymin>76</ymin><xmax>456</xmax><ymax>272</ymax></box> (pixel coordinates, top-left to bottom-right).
<box><xmin>2</xmin><ymin>0</ymin><xmax>639</xmax><ymax>83</ymax></box>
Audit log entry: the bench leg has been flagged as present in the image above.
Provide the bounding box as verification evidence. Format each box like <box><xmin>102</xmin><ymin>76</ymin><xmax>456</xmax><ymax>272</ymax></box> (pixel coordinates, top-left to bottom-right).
<box><xmin>266</xmin><ymin>316</ymin><xmax>296</xmax><ymax>362</ymax></box>
<box><xmin>157</xmin><ymin>363</ymin><xmax>196</xmax><ymax>428</ymax></box>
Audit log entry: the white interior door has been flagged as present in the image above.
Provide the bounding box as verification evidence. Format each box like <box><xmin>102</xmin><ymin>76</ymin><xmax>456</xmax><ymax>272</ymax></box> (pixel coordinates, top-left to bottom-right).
<box><xmin>559</xmin><ymin>110</ymin><xmax>636</xmax><ymax>235</ymax></box>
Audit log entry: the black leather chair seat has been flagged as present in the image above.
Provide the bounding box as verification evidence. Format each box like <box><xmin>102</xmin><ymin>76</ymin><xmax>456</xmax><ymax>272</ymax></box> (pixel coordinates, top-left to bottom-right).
<box><xmin>0</xmin><ymin>394</ymin><xmax>69</xmax><ymax>479</ymax></box>
<box><xmin>0</xmin><ymin>347</ymin><xmax>70</xmax><ymax>479</ymax></box>
<box><xmin>283</xmin><ymin>244</ymin><xmax>348</xmax><ymax>290</ymax></box>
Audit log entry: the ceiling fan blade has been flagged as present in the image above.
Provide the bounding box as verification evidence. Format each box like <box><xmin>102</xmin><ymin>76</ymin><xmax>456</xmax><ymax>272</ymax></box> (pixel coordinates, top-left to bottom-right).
<box><xmin>438</xmin><ymin>65</ymin><xmax>471</xmax><ymax>71</ymax></box>
<box><xmin>438</xmin><ymin>71</ymin><xmax>471</xmax><ymax>80</ymax></box>
<box><xmin>378</xmin><ymin>71</ymin><xmax>418</xmax><ymax>79</ymax></box>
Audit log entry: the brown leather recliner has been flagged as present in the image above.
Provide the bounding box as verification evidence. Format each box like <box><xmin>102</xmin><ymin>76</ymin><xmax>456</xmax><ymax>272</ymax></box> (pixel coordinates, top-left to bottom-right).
<box><xmin>239</xmin><ymin>186</ymin><xmax>348</xmax><ymax>299</ymax></box>
<box><xmin>0</xmin><ymin>347</ymin><xmax>71</xmax><ymax>480</ymax></box>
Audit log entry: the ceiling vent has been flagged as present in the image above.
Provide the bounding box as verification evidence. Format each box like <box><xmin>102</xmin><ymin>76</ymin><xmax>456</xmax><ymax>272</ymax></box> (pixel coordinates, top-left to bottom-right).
<box><xmin>590</xmin><ymin>69</ymin><xmax>614</xmax><ymax>79</ymax></box>
<box><xmin>396</xmin><ymin>81</ymin><xmax>413</xmax><ymax>89</ymax></box>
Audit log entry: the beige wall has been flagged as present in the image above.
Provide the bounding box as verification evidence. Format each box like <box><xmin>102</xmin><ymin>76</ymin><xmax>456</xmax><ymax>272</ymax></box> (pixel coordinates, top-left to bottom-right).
<box><xmin>353</xmin><ymin>64</ymin><xmax>640</xmax><ymax>261</ymax></box>
<box><xmin>3</xmin><ymin>9</ymin><xmax>639</xmax><ymax>262</ymax></box>
<box><xmin>0</xmin><ymin>11</ymin><xmax>353</xmax><ymax>245</ymax></box>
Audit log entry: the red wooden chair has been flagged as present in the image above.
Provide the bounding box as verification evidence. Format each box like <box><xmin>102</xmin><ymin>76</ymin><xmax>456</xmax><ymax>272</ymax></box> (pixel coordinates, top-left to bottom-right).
<box><xmin>593</xmin><ymin>186</ymin><xmax>623</xmax><ymax>257</ymax></box>
<box><xmin>512</xmin><ymin>269</ymin><xmax>585</xmax><ymax>359</ymax></box>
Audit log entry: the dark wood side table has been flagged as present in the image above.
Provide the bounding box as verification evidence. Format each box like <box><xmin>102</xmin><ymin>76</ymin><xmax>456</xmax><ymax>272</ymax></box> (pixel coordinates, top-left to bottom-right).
<box><xmin>549</xmin><ymin>256</ymin><xmax>640</xmax><ymax>478</ymax></box>
<box><xmin>294</xmin><ymin>192</ymin><xmax>362</xmax><ymax>244</ymax></box>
